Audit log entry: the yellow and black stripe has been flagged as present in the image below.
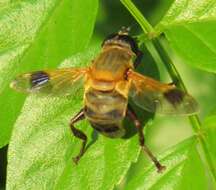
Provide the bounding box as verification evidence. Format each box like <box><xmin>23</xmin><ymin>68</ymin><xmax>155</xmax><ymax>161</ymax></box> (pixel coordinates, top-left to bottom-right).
<box><xmin>84</xmin><ymin>88</ymin><xmax>128</xmax><ymax>138</ymax></box>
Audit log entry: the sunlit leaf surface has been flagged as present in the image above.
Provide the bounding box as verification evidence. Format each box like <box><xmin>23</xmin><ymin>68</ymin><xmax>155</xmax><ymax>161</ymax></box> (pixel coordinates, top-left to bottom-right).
<box><xmin>123</xmin><ymin>137</ymin><xmax>208</xmax><ymax>190</ymax></box>
<box><xmin>0</xmin><ymin>0</ymin><xmax>98</xmax><ymax>148</ymax></box>
<box><xmin>156</xmin><ymin>0</ymin><xmax>216</xmax><ymax>73</ymax></box>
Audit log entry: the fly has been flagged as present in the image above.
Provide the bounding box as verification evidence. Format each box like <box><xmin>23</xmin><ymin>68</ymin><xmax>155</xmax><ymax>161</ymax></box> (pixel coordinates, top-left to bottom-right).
<box><xmin>10</xmin><ymin>27</ymin><xmax>199</xmax><ymax>173</ymax></box>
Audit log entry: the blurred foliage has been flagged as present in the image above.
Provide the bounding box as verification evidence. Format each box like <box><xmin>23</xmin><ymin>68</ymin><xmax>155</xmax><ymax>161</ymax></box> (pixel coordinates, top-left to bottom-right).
<box><xmin>95</xmin><ymin>0</ymin><xmax>174</xmax><ymax>37</ymax></box>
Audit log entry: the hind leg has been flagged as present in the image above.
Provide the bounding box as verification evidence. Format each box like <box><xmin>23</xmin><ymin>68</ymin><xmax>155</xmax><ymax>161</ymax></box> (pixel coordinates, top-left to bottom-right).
<box><xmin>70</xmin><ymin>108</ymin><xmax>87</xmax><ymax>164</ymax></box>
<box><xmin>127</xmin><ymin>105</ymin><xmax>165</xmax><ymax>173</ymax></box>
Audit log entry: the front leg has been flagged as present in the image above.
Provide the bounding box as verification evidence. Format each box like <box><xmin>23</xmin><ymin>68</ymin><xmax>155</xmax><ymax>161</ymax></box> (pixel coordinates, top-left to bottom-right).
<box><xmin>70</xmin><ymin>108</ymin><xmax>87</xmax><ymax>164</ymax></box>
<box><xmin>127</xmin><ymin>105</ymin><xmax>166</xmax><ymax>173</ymax></box>
<box><xmin>134</xmin><ymin>50</ymin><xmax>143</xmax><ymax>68</ymax></box>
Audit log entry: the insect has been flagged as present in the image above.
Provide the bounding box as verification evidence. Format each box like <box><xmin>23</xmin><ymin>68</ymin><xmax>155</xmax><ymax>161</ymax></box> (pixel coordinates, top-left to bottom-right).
<box><xmin>10</xmin><ymin>28</ymin><xmax>198</xmax><ymax>173</ymax></box>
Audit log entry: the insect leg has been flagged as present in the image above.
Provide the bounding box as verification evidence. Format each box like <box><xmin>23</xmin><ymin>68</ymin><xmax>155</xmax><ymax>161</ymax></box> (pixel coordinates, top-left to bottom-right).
<box><xmin>134</xmin><ymin>50</ymin><xmax>143</xmax><ymax>68</ymax></box>
<box><xmin>127</xmin><ymin>105</ymin><xmax>166</xmax><ymax>173</ymax></box>
<box><xmin>70</xmin><ymin>108</ymin><xmax>87</xmax><ymax>164</ymax></box>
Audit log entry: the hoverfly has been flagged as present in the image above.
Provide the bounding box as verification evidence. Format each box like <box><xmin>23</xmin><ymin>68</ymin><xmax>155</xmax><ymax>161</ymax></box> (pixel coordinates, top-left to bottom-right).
<box><xmin>10</xmin><ymin>28</ymin><xmax>198</xmax><ymax>173</ymax></box>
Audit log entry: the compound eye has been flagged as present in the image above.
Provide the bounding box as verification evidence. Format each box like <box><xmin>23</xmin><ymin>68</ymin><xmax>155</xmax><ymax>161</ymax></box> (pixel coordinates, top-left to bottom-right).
<box><xmin>101</xmin><ymin>33</ymin><xmax>118</xmax><ymax>46</ymax></box>
<box><xmin>118</xmin><ymin>35</ymin><xmax>138</xmax><ymax>54</ymax></box>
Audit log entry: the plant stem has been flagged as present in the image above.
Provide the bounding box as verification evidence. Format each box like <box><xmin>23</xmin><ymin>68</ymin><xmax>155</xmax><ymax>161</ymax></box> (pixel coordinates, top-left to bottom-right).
<box><xmin>121</xmin><ymin>0</ymin><xmax>216</xmax><ymax>182</ymax></box>
<box><xmin>120</xmin><ymin>0</ymin><xmax>154</xmax><ymax>34</ymax></box>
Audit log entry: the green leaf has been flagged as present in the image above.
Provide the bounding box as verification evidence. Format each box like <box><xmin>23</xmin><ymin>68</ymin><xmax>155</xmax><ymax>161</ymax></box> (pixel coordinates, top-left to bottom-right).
<box><xmin>6</xmin><ymin>48</ymin><xmax>145</xmax><ymax>190</ymax></box>
<box><xmin>0</xmin><ymin>0</ymin><xmax>98</xmax><ymax>148</ymax></box>
<box><xmin>123</xmin><ymin>137</ymin><xmax>209</xmax><ymax>190</ymax></box>
<box><xmin>156</xmin><ymin>0</ymin><xmax>216</xmax><ymax>73</ymax></box>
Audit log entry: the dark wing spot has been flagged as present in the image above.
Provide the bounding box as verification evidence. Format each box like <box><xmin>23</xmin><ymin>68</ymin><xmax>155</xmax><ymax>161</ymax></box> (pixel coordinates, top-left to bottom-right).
<box><xmin>164</xmin><ymin>89</ymin><xmax>184</xmax><ymax>106</ymax></box>
<box><xmin>30</xmin><ymin>71</ymin><xmax>49</xmax><ymax>88</ymax></box>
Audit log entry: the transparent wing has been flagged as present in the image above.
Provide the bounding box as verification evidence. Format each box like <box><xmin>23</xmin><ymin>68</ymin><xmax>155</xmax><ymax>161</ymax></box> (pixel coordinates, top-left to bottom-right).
<box><xmin>10</xmin><ymin>68</ymin><xmax>87</xmax><ymax>96</ymax></box>
<box><xmin>128</xmin><ymin>70</ymin><xmax>199</xmax><ymax>115</ymax></box>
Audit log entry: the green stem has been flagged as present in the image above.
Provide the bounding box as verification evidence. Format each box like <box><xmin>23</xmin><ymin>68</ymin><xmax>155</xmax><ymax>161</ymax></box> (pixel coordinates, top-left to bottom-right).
<box><xmin>121</xmin><ymin>0</ymin><xmax>216</xmax><ymax>182</ymax></box>
<box><xmin>151</xmin><ymin>39</ymin><xmax>186</xmax><ymax>90</ymax></box>
<box><xmin>120</xmin><ymin>0</ymin><xmax>154</xmax><ymax>34</ymax></box>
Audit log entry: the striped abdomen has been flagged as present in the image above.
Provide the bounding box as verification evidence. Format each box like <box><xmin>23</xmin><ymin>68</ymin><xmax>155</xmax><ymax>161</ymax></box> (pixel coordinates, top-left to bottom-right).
<box><xmin>84</xmin><ymin>88</ymin><xmax>128</xmax><ymax>138</ymax></box>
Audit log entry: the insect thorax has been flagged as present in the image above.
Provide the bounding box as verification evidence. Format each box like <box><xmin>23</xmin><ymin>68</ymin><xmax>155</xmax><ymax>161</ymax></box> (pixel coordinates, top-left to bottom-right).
<box><xmin>90</xmin><ymin>47</ymin><xmax>133</xmax><ymax>81</ymax></box>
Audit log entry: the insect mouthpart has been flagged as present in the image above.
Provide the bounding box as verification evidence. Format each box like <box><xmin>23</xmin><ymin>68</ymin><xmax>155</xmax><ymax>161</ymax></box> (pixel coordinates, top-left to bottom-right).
<box><xmin>118</xmin><ymin>26</ymin><xmax>130</xmax><ymax>35</ymax></box>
